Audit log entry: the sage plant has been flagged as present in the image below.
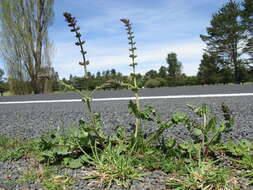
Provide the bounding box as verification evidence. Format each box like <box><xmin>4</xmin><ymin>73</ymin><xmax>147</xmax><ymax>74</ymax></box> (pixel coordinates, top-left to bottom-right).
<box><xmin>63</xmin><ymin>12</ymin><xmax>89</xmax><ymax>77</ymax></box>
<box><xmin>120</xmin><ymin>19</ymin><xmax>141</xmax><ymax>138</ymax></box>
<box><xmin>63</xmin><ymin>12</ymin><xmax>105</xmax><ymax>143</ymax></box>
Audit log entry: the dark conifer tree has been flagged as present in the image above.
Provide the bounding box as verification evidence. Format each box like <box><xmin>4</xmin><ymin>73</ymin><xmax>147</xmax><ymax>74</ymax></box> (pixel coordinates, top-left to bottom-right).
<box><xmin>200</xmin><ymin>0</ymin><xmax>246</xmax><ymax>83</ymax></box>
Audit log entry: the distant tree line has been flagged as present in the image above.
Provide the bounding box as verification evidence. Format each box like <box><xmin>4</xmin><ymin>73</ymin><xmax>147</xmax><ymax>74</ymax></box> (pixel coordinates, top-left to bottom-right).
<box><xmin>59</xmin><ymin>54</ymin><xmax>198</xmax><ymax>91</ymax></box>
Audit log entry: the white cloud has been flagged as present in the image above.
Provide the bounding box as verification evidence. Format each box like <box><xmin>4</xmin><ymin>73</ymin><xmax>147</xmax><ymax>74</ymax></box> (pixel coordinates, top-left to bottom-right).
<box><xmin>139</xmin><ymin>40</ymin><xmax>205</xmax><ymax>62</ymax></box>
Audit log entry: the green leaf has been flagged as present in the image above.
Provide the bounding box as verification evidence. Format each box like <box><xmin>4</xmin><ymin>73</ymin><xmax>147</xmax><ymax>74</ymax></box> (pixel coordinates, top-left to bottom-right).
<box><xmin>68</xmin><ymin>158</ymin><xmax>83</xmax><ymax>169</ymax></box>
<box><xmin>79</xmin><ymin>119</ymin><xmax>87</xmax><ymax>126</ymax></box>
<box><xmin>187</xmin><ymin>104</ymin><xmax>210</xmax><ymax>117</ymax></box>
<box><xmin>80</xmin><ymin>154</ymin><xmax>92</xmax><ymax>164</ymax></box>
<box><xmin>128</xmin><ymin>100</ymin><xmax>138</xmax><ymax>115</ymax></box>
<box><xmin>157</xmin><ymin>121</ymin><xmax>173</xmax><ymax>131</ymax></box>
<box><xmin>179</xmin><ymin>142</ymin><xmax>189</xmax><ymax>150</ymax></box>
<box><xmin>201</xmin><ymin>104</ymin><xmax>210</xmax><ymax>115</ymax></box>
<box><xmin>42</xmin><ymin>150</ymin><xmax>55</xmax><ymax>159</ymax></box>
<box><xmin>63</xmin><ymin>157</ymin><xmax>71</xmax><ymax>165</ymax></box>
<box><xmin>114</xmin><ymin>144</ymin><xmax>128</xmax><ymax>154</ymax></box>
<box><xmin>54</xmin><ymin>146</ymin><xmax>69</xmax><ymax>155</ymax></box>
<box><xmin>171</xmin><ymin>112</ymin><xmax>186</xmax><ymax>124</ymax></box>
<box><xmin>128</xmin><ymin>100</ymin><xmax>153</xmax><ymax>121</ymax></box>
<box><xmin>192</xmin><ymin>143</ymin><xmax>201</xmax><ymax>151</ymax></box>
<box><xmin>116</xmin><ymin>126</ymin><xmax>126</xmax><ymax>138</ymax></box>
<box><xmin>218</xmin><ymin>121</ymin><xmax>226</xmax><ymax>133</ymax></box>
<box><xmin>166</xmin><ymin>138</ymin><xmax>176</xmax><ymax>148</ymax></box>
<box><xmin>187</xmin><ymin>104</ymin><xmax>200</xmax><ymax>115</ymax></box>
<box><xmin>206</xmin><ymin>117</ymin><xmax>217</xmax><ymax>131</ymax></box>
<box><xmin>144</xmin><ymin>105</ymin><xmax>157</xmax><ymax>116</ymax></box>
<box><xmin>193</xmin><ymin>128</ymin><xmax>203</xmax><ymax>136</ymax></box>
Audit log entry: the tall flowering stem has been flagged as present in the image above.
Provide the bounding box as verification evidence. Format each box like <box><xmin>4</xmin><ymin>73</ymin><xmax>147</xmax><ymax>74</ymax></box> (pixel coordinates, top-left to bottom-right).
<box><xmin>63</xmin><ymin>12</ymin><xmax>97</xmax><ymax>136</ymax></box>
<box><xmin>120</xmin><ymin>18</ymin><xmax>141</xmax><ymax>138</ymax></box>
<box><xmin>63</xmin><ymin>12</ymin><xmax>89</xmax><ymax>78</ymax></box>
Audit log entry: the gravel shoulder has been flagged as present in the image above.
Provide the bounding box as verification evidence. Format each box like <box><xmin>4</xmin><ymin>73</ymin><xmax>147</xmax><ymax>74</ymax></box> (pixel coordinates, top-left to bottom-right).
<box><xmin>0</xmin><ymin>158</ymin><xmax>252</xmax><ymax>190</ymax></box>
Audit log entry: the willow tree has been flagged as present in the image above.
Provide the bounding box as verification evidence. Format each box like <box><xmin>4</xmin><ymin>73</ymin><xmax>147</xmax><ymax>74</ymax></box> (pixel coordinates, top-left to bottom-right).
<box><xmin>0</xmin><ymin>0</ymin><xmax>54</xmax><ymax>94</ymax></box>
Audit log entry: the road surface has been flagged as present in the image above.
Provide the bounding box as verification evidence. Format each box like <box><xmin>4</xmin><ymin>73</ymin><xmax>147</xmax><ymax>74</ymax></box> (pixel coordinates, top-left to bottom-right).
<box><xmin>0</xmin><ymin>84</ymin><xmax>253</xmax><ymax>141</ymax></box>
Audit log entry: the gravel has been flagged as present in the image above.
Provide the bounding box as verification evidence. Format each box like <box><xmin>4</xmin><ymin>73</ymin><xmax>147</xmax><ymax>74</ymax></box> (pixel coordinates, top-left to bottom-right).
<box><xmin>0</xmin><ymin>158</ymin><xmax>252</xmax><ymax>190</ymax></box>
<box><xmin>0</xmin><ymin>85</ymin><xmax>253</xmax><ymax>189</ymax></box>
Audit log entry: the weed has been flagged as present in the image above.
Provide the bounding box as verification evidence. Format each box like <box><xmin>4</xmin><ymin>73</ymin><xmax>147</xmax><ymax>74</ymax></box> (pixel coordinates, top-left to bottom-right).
<box><xmin>120</xmin><ymin>18</ymin><xmax>141</xmax><ymax>139</ymax></box>
<box><xmin>222</xmin><ymin>140</ymin><xmax>253</xmax><ymax>185</ymax></box>
<box><xmin>166</xmin><ymin>104</ymin><xmax>235</xmax><ymax>163</ymax></box>
<box><xmin>222</xmin><ymin>140</ymin><xmax>253</xmax><ymax>169</ymax></box>
<box><xmin>19</xmin><ymin>165</ymin><xmax>73</xmax><ymax>190</ymax></box>
<box><xmin>0</xmin><ymin>136</ymin><xmax>36</xmax><ymax>161</ymax></box>
<box><xmin>167</xmin><ymin>161</ymin><xmax>235</xmax><ymax>190</ymax></box>
<box><xmin>88</xmin><ymin>143</ymin><xmax>143</xmax><ymax>188</ymax></box>
<box><xmin>63</xmin><ymin>12</ymin><xmax>107</xmax><ymax>146</ymax></box>
<box><xmin>36</xmin><ymin>126</ymin><xmax>97</xmax><ymax>168</ymax></box>
<box><xmin>244</xmin><ymin>171</ymin><xmax>253</xmax><ymax>185</ymax></box>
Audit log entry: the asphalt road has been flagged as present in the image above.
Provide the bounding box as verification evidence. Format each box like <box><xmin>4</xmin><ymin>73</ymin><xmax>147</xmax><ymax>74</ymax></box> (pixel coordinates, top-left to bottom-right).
<box><xmin>1</xmin><ymin>84</ymin><xmax>253</xmax><ymax>102</ymax></box>
<box><xmin>0</xmin><ymin>84</ymin><xmax>253</xmax><ymax>141</ymax></box>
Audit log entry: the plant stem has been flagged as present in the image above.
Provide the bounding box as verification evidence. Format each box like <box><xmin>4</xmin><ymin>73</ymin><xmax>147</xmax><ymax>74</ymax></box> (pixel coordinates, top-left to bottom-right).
<box><xmin>130</xmin><ymin>37</ymin><xmax>141</xmax><ymax>138</ymax></box>
<box><xmin>202</xmin><ymin>113</ymin><xmax>207</xmax><ymax>156</ymax></box>
<box><xmin>121</xmin><ymin>19</ymin><xmax>141</xmax><ymax>138</ymax></box>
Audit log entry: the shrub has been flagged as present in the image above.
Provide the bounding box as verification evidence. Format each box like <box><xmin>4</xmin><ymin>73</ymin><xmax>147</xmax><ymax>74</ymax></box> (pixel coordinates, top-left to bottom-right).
<box><xmin>144</xmin><ymin>78</ymin><xmax>162</xmax><ymax>88</ymax></box>
<box><xmin>8</xmin><ymin>78</ymin><xmax>33</xmax><ymax>95</ymax></box>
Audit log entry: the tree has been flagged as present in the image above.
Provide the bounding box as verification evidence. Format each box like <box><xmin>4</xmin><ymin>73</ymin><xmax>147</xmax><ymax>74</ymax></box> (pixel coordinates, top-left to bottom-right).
<box><xmin>166</xmin><ymin>53</ymin><xmax>182</xmax><ymax>77</ymax></box>
<box><xmin>200</xmin><ymin>0</ymin><xmax>246</xmax><ymax>83</ymax></box>
<box><xmin>241</xmin><ymin>0</ymin><xmax>253</xmax><ymax>62</ymax></box>
<box><xmin>0</xmin><ymin>68</ymin><xmax>4</xmax><ymax>96</ymax></box>
<box><xmin>197</xmin><ymin>53</ymin><xmax>220</xmax><ymax>84</ymax></box>
<box><xmin>105</xmin><ymin>70</ymin><xmax>110</xmax><ymax>77</ymax></box>
<box><xmin>166</xmin><ymin>52</ymin><xmax>182</xmax><ymax>86</ymax></box>
<box><xmin>96</xmin><ymin>71</ymin><xmax>101</xmax><ymax>78</ymax></box>
<box><xmin>0</xmin><ymin>0</ymin><xmax>55</xmax><ymax>94</ymax></box>
<box><xmin>110</xmin><ymin>69</ymin><xmax>116</xmax><ymax>76</ymax></box>
<box><xmin>158</xmin><ymin>66</ymin><xmax>167</xmax><ymax>78</ymax></box>
<box><xmin>249</xmin><ymin>66</ymin><xmax>253</xmax><ymax>81</ymax></box>
<box><xmin>145</xmin><ymin>70</ymin><xmax>158</xmax><ymax>78</ymax></box>
<box><xmin>0</xmin><ymin>68</ymin><xmax>3</xmax><ymax>80</ymax></box>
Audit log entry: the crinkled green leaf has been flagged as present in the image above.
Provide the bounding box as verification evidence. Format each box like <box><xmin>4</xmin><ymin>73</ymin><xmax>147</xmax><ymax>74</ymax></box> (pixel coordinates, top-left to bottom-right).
<box><xmin>166</xmin><ymin>138</ymin><xmax>176</xmax><ymax>149</ymax></box>
<box><xmin>206</xmin><ymin>117</ymin><xmax>217</xmax><ymax>131</ymax></box>
<box><xmin>179</xmin><ymin>142</ymin><xmax>189</xmax><ymax>150</ymax></box>
<box><xmin>193</xmin><ymin>128</ymin><xmax>203</xmax><ymax>136</ymax></box>
<box><xmin>171</xmin><ymin>112</ymin><xmax>186</xmax><ymax>124</ymax></box>
<box><xmin>53</xmin><ymin>145</ymin><xmax>69</xmax><ymax>155</ymax></box>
